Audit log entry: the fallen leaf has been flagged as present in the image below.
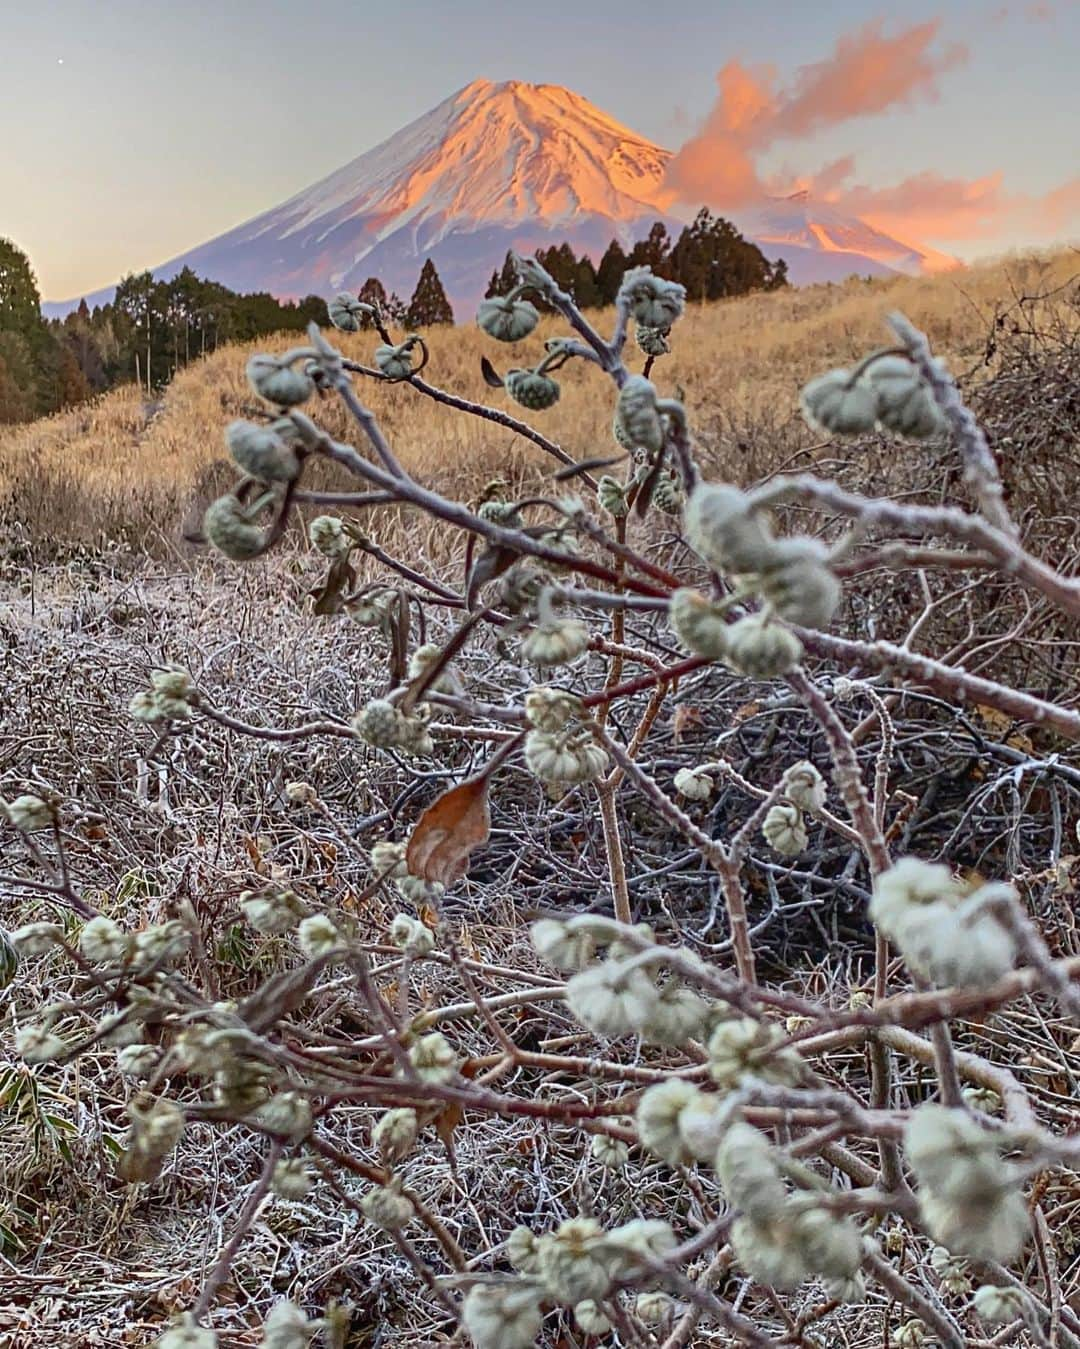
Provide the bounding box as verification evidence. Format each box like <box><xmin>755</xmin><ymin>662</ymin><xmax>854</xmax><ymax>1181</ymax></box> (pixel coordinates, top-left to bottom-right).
<box><xmin>435</xmin><ymin>1101</ymin><xmax>463</xmax><ymax>1148</ymax></box>
<box><xmin>672</xmin><ymin>704</ymin><xmax>704</xmax><ymax>744</ymax></box>
<box><xmin>406</xmin><ymin>777</ymin><xmax>491</xmax><ymax>887</ymax></box>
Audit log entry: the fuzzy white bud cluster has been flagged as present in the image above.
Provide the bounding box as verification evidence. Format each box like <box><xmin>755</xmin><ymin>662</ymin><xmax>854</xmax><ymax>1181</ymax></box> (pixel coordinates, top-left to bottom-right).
<box><xmin>476</xmin><ymin>294</ymin><xmax>540</xmax><ymax>343</ymax></box>
<box><xmin>247</xmin><ymin>354</ymin><xmax>314</xmax><ymax>408</ymax></box>
<box><xmin>905</xmin><ymin>1103</ymin><xmax>1028</xmax><ymax>1261</ymax></box>
<box><xmin>252</xmin><ymin>1092</ymin><xmax>312</xmax><ymax>1141</ymax></box>
<box><xmin>327</xmin><ymin>292</ymin><xmax>371</xmax><ymax>332</ymax></box>
<box><xmin>869</xmin><ymin>859</ymin><xmax>1017</xmax><ymax>988</ymax></box>
<box><xmin>297</xmin><ymin>914</ymin><xmax>342</xmax><ymax>959</ymax></box>
<box><xmin>669</xmin><ymin>588</ymin><xmax>732</xmax><ymax>660</ymax></box>
<box><xmin>308</xmin><ymin>514</ymin><xmax>349</xmax><ymax>557</ymax></box>
<box><xmin>241</xmin><ymin>887</ymin><xmax>308</xmax><ymax>935</ymax></box>
<box><xmin>521</xmin><ymin>618</ymin><xmax>589</xmax><ymax>667</ymax></box>
<box><xmin>80</xmin><ymin>915</ymin><xmax>132</xmax><ymax>964</ymax></box>
<box><xmin>635</xmin><ymin>323</ymin><xmax>671</xmax><ymax>357</ymax></box>
<box><xmin>389</xmin><ymin>913</ymin><xmax>435</xmax><ymax>957</ymax></box>
<box><xmin>155</xmin><ymin>1314</ymin><xmax>219</xmax><ymax>1348</ymax></box>
<box><xmin>271</xmin><ymin>1159</ymin><xmax>313</xmax><ymax>1200</ymax></box>
<box><xmin>707</xmin><ymin>1017</ymin><xmax>804</xmax><ymax>1090</ymax></box>
<box><xmin>9</xmin><ymin>921</ymin><xmax>64</xmax><ymax>956</ymax></box>
<box><xmin>370</xmin><ymin>840</ymin><xmax>444</xmax><ymax>903</ymax></box>
<box><xmin>972</xmin><ymin>1284</ymin><xmax>1025</xmax><ymax>1325</ymax></box>
<box><xmin>565</xmin><ymin>959</ymin><xmax>711</xmax><ymax>1047</ymax></box>
<box><xmin>259</xmin><ymin>1299</ymin><xmax>319</xmax><ymax>1349</ymax></box>
<box><xmin>505</xmin><ymin>367</ymin><xmax>561</xmax><ymax>411</ymax></box>
<box><xmin>929</xmin><ymin>1244</ymin><xmax>971</xmax><ymax>1296</ymax></box>
<box><xmin>781</xmin><ymin>760</ymin><xmax>827</xmax><ymax>812</ymax></box>
<box><xmin>800</xmin><ymin>355</ymin><xmax>947</xmax><ymax>441</ymax></box>
<box><xmin>352</xmin><ymin>698</ymin><xmax>434</xmax><ymax>756</ymax></box>
<box><xmin>524</xmin><ymin>687</ymin><xmax>582</xmax><ymax>733</ymax></box>
<box><xmin>762</xmin><ymin>802</ymin><xmax>809</xmax><ymax>857</ymax></box>
<box><xmin>590</xmin><ymin>1132</ymin><xmax>629</xmax><ymax>1170</ymax></box>
<box><xmin>461</xmin><ymin>1284</ymin><xmax>544</xmax><ymax>1349</ymax></box>
<box><xmin>375</xmin><ymin>338</ymin><xmax>421</xmax><ymax>381</ymax></box>
<box><xmin>617</xmin><ymin>267</ymin><xmax>686</xmax><ymax>330</ymax></box>
<box><xmin>225</xmin><ymin>420</ymin><xmax>300</xmax><ymax>485</ymax></box>
<box><xmin>408</xmin><ymin>1031</ymin><xmax>458</xmax><ymax>1083</ymax></box>
<box><xmin>360</xmin><ymin>1181</ymin><xmax>414</xmax><ymax>1230</ymax></box>
<box><xmin>615</xmin><ymin>375</ymin><xmax>667</xmax><ymax>453</ymax></box>
<box><xmin>373</xmin><ymin>1107</ymin><xmax>419</xmax><ymax>1167</ymax></box>
<box><xmin>674</xmin><ymin>766</ymin><xmax>714</xmax><ymax>801</ymax></box>
<box><xmin>636</xmin><ymin>1080</ymin><xmax>723</xmax><ymax>1165</ymax></box>
<box><xmin>16</xmin><ymin>1024</ymin><xmax>67</xmax><ymax>1063</ymax></box>
<box><xmin>129</xmin><ymin>668</ymin><xmax>195</xmax><ymax>723</ymax></box>
<box><xmin>2</xmin><ymin>792</ymin><xmax>56</xmax><ymax>832</ymax></box>
<box><xmin>202</xmin><ymin>495</ymin><xmax>267</xmax><ymax>561</ymax></box>
<box><xmin>724</xmin><ymin>614</ymin><xmax>804</xmax><ymax>678</ymax></box>
<box><xmin>596</xmin><ymin>474</ymin><xmax>628</xmax><ymax>517</ymax></box>
<box><xmin>524</xmin><ymin>729</ymin><xmax>607</xmax><ymax>784</ymax></box>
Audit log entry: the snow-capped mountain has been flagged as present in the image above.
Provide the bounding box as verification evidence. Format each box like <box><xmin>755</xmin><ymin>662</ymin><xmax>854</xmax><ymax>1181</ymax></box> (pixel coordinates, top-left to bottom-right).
<box><xmin>45</xmin><ymin>80</ymin><xmax>956</xmax><ymax>315</ymax></box>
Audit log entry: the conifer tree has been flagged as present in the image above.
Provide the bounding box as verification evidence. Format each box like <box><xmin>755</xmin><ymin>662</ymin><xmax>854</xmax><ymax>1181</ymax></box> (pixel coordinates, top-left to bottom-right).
<box><xmin>405</xmin><ymin>259</ymin><xmax>454</xmax><ymax>327</ymax></box>
<box><xmin>596</xmin><ymin>239</ymin><xmax>628</xmax><ymax>305</ymax></box>
<box><xmin>357</xmin><ymin>277</ymin><xmax>389</xmax><ymax>327</ymax></box>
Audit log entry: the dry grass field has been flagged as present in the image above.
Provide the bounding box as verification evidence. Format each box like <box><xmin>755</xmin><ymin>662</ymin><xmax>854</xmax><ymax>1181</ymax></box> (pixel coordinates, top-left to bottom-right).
<box><xmin>1</xmin><ymin>252</ymin><xmax>1078</xmax><ymax>1348</ymax></box>
<box><xmin>1</xmin><ymin>248</ymin><xmax>1076</xmax><ymax>560</ymax></box>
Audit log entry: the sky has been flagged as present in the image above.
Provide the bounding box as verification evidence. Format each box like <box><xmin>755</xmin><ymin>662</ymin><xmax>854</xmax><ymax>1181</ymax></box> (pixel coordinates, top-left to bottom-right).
<box><xmin>2</xmin><ymin>0</ymin><xmax>1078</xmax><ymax>300</ymax></box>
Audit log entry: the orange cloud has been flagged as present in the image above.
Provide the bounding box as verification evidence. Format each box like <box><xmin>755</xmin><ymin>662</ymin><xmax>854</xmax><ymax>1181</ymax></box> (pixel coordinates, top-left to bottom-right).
<box><xmin>817</xmin><ymin>170</ymin><xmax>1009</xmax><ymax>241</ymax></box>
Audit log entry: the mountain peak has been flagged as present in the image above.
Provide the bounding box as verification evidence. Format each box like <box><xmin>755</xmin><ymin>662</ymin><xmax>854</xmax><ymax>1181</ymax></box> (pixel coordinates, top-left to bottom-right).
<box><xmin>44</xmin><ymin>80</ymin><xmax>956</xmax><ymax>313</ymax></box>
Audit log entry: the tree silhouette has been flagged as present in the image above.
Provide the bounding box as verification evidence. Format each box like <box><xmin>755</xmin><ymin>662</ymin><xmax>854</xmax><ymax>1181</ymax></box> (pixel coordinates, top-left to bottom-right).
<box><xmin>405</xmin><ymin>259</ymin><xmax>454</xmax><ymax>327</ymax></box>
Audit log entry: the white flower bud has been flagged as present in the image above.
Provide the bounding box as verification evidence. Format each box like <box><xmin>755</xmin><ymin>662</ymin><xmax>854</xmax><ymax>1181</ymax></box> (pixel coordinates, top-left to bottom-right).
<box><xmin>309</xmin><ymin>515</ymin><xmax>348</xmax><ymax>557</ymax></box>
<box><xmin>506</xmin><ymin>1224</ymin><xmax>542</xmax><ymax>1273</ymax></box>
<box><xmin>252</xmin><ymin>1091</ymin><xmax>312</xmax><ymax>1140</ymax></box>
<box><xmin>635</xmin><ymin>1291</ymin><xmax>676</xmax><ymax>1323</ymax></box>
<box><xmin>715</xmin><ymin>1121</ymin><xmax>788</xmax><ymax>1220</ymax></box>
<box><xmin>725</xmin><ymin>615</ymin><xmax>803</xmax><ymax>678</ymax></box>
<box><xmin>799</xmin><ymin>369</ymin><xmax>878</xmax><ymax>435</ymax></box>
<box><xmin>389</xmin><ymin>914</ymin><xmax>435</xmax><ymax>957</ymax></box>
<box><xmin>826</xmin><ymin>1272</ymin><xmax>866</xmax><ymax>1303</ymax></box>
<box><xmin>635</xmin><ymin>1079</ymin><xmax>704</xmax><ymax>1165</ymax></box>
<box><xmin>150</xmin><ymin>669</ymin><xmax>193</xmax><ymax>700</ymax></box>
<box><xmin>408</xmin><ymin>1031</ymin><xmax>457</xmax><ymax>1083</ymax></box>
<box><xmin>615</xmin><ymin>375</ymin><xmax>665</xmax><ymax>453</ymax></box>
<box><xmin>271</xmin><ymin>1158</ymin><xmax>313</xmax><ymax>1199</ymax></box>
<box><xmin>328</xmin><ymin>292</ymin><xmax>369</xmax><ymax>332</ymax></box>
<box><xmin>246</xmin><ymin>355</ymin><xmax>314</xmax><ymax>408</ymax></box>
<box><xmin>375</xmin><ymin>340</ymin><xmax>419</xmax><ymax>381</ymax></box>
<box><xmin>9</xmin><ymin>922</ymin><xmax>64</xmax><ymax>956</ymax></box>
<box><xmin>521</xmin><ymin>619</ymin><xmax>589</xmax><ymax>667</ymax></box>
<box><xmin>117</xmin><ymin>1044</ymin><xmax>162</xmax><ymax>1079</ymax></box>
<box><xmin>674</xmin><ymin>766</ymin><xmax>713</xmax><ymax>801</ymax></box>
<box><xmin>16</xmin><ymin>1024</ymin><xmax>67</xmax><ymax>1062</ymax></box>
<box><xmin>297</xmin><ymin>914</ymin><xmax>341</xmax><ymax>958</ymax></box>
<box><xmin>961</xmin><ymin>1085</ymin><xmax>1001</xmax><ymax>1114</ymax></box>
<box><xmin>590</xmin><ymin>1133</ymin><xmax>629</xmax><ymax>1170</ymax></box>
<box><xmin>635</xmin><ymin>323</ymin><xmax>671</xmax><ymax>357</ymax></box>
<box><xmin>530</xmin><ymin>918</ymin><xmax>595</xmax><ymax>971</ymax></box>
<box><xmin>461</xmin><ymin>1284</ymin><xmax>544</xmax><ymax>1349</ymax></box>
<box><xmin>565</xmin><ymin>961</ymin><xmax>659</xmax><ymax>1039</ymax></box>
<box><xmin>203</xmin><ymin>495</ymin><xmax>267</xmax><ymax>561</ymax></box>
<box><xmin>260</xmin><ymin>1299</ymin><xmax>316</xmax><ymax>1349</ymax></box>
<box><xmin>668</xmin><ymin>588</ymin><xmax>730</xmax><ymax>660</ymax></box>
<box><xmin>707</xmin><ymin>1017</ymin><xmax>803</xmax><ymax>1090</ymax></box>
<box><xmin>225</xmin><ymin>420</ymin><xmax>300</xmax><ymax>484</ymax></box>
<box><xmin>352</xmin><ymin>698</ymin><xmax>403</xmax><ymax>748</ymax></box>
<box><xmin>131</xmin><ymin>1097</ymin><xmax>185</xmax><ymax>1157</ymax></box>
<box><xmin>79</xmin><ymin>915</ymin><xmax>131</xmax><ymax>964</ymax></box>
<box><xmin>524</xmin><ymin>730</ymin><xmax>607</xmax><ymax>784</ymax></box>
<box><xmin>213</xmin><ymin>1056</ymin><xmax>274</xmax><ymax>1111</ymax></box>
<box><xmin>864</xmin><ymin>355</ymin><xmax>948</xmax><ymax>440</ymax></box>
<box><xmin>3</xmin><ymin>793</ymin><xmax>54</xmax><ymax>832</ymax></box>
<box><xmin>973</xmin><ymin>1284</ymin><xmax>1024</xmax><ymax>1325</ymax></box>
<box><xmin>929</xmin><ymin>1245</ymin><xmax>971</xmax><ymax>1296</ymax></box>
<box><xmin>638</xmin><ymin>982</ymin><xmax>712</xmax><ymax>1048</ymax></box>
<box><xmin>683</xmin><ymin>482</ymin><xmax>775</xmax><ymax>574</ymax></box>
<box><xmin>762</xmin><ymin>802</ymin><xmax>808</xmax><ymax>857</ymax></box>
<box><xmin>505</xmin><ymin>367</ymin><xmax>560</xmax><ymax>410</ymax></box>
<box><xmin>477</xmin><ymin>296</ymin><xmax>540</xmax><ymax>342</ymax></box>
<box><xmin>781</xmin><ymin>761</ymin><xmax>827</xmax><ymax>812</ymax></box>
<box><xmin>133</xmin><ymin>921</ymin><xmax>189</xmax><ymax>970</ymax></box>
<box><xmin>617</xmin><ymin>267</ymin><xmax>686</xmax><ymax>329</ymax></box>
<box><xmin>536</xmin><ymin>1217</ymin><xmax>610</xmax><ymax>1303</ymax></box>
<box><xmin>603</xmin><ymin>1218</ymin><xmax>677</xmax><ymax>1277</ymax></box>
<box><xmin>524</xmin><ymin>687</ymin><xmax>582</xmax><ymax>733</ymax></box>
<box><xmin>241</xmin><ymin>889</ymin><xmax>307</xmax><ymax>935</ymax></box>
<box><xmin>652</xmin><ymin>471</ymin><xmax>684</xmax><ymax>515</ymax></box>
<box><xmin>407</xmin><ymin>642</ymin><xmax>453</xmax><ymax>692</ymax></box>
<box><xmin>371</xmin><ymin>840</ymin><xmax>408</xmax><ymax>879</ymax></box>
<box><xmin>284</xmin><ymin>781</ymin><xmax>318</xmax><ymax>808</ymax></box>
<box><xmin>596</xmin><ymin>474</ymin><xmax>628</xmax><ymax>517</ymax></box>
<box><xmin>360</xmin><ymin>1183</ymin><xmax>414</xmax><ymax>1230</ymax></box>
<box><xmin>894</xmin><ymin>1321</ymin><xmax>927</xmax><ymax>1348</ymax></box>
<box><xmin>155</xmin><ymin>1314</ymin><xmax>219</xmax><ymax>1348</ymax></box>
<box><xmin>758</xmin><ymin>539</ymin><xmax>841</xmax><ymax>629</ymax></box>
<box><xmin>574</xmin><ymin>1300</ymin><xmax>611</xmax><ymax>1334</ymax></box>
<box><xmin>373</xmin><ymin>1108</ymin><xmax>419</xmax><ymax>1166</ymax></box>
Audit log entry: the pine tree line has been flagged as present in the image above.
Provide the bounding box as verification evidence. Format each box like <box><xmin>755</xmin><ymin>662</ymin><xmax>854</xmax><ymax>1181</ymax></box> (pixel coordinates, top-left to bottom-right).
<box><xmin>485</xmin><ymin>211</ymin><xmax>788</xmax><ymax>308</ymax></box>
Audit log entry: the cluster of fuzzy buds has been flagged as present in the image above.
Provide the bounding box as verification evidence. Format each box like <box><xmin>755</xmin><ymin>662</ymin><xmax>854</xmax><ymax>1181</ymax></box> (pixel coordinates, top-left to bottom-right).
<box><xmin>524</xmin><ymin>729</ymin><xmax>607</xmax><ymax>785</ymax></box>
<box><xmin>375</xmin><ymin>336</ymin><xmax>423</xmax><ymax>381</ymax></box>
<box><xmin>247</xmin><ymin>352</ymin><xmax>315</xmax><ymax>408</ymax></box>
<box><xmin>706</xmin><ymin>1016</ymin><xmax>805</xmax><ymax>1090</ymax></box>
<box><xmin>615</xmin><ymin>375</ymin><xmax>668</xmax><ymax>453</ymax></box>
<box><xmin>716</xmin><ymin>1121</ymin><xmax>863</xmax><ymax>1291</ymax></box>
<box><xmin>124</xmin><ymin>1096</ymin><xmax>185</xmax><ymax>1180</ymax></box>
<box><xmin>297</xmin><ymin>913</ymin><xmax>342</xmax><ymax>959</ymax></box>
<box><xmin>563</xmin><ymin>958</ymin><xmax>711</xmax><ymax>1048</ymax></box>
<box><xmin>461</xmin><ymin>1284</ymin><xmax>544</xmax><ymax>1349</ymax></box>
<box><xmin>308</xmin><ymin>514</ymin><xmax>349</xmax><ymax>558</ymax></box>
<box><xmin>869</xmin><ymin>858</ymin><xmax>1017</xmax><ymax>988</ymax></box>
<box><xmin>129</xmin><ymin>668</ymin><xmax>195</xmax><ymax>723</ymax></box>
<box><xmin>155</xmin><ymin>1313</ymin><xmax>218</xmax><ymax>1349</ymax></box>
<box><xmin>669</xmin><ymin>587</ymin><xmax>732</xmax><ymax>660</ymax></box>
<box><xmin>327</xmin><ymin>292</ymin><xmax>372</xmax><ymax>332</ymax></box>
<box><xmin>241</xmin><ymin>886</ymin><xmax>308</xmax><ymax>934</ymax></box>
<box><xmin>373</xmin><ymin>1107</ymin><xmax>419</xmax><ymax>1167</ymax></box>
<box><xmin>674</xmin><ymin>766</ymin><xmax>714</xmax><ymax>801</ymax></box>
<box><xmin>929</xmin><ymin>1245</ymin><xmax>971</xmax><ymax>1296</ymax></box>
<box><xmin>80</xmin><ymin>915</ymin><xmax>132</xmax><ymax>964</ymax></box>
<box><xmin>762</xmin><ymin>802</ymin><xmax>808</xmax><ymax>857</ymax></box>
<box><xmin>9</xmin><ymin>921</ymin><xmax>64</xmax><ymax>956</ymax></box>
<box><xmin>370</xmin><ymin>840</ymin><xmax>444</xmax><ymax>903</ymax></box>
<box><xmin>972</xmin><ymin>1284</ymin><xmax>1025</xmax><ymax>1325</ymax></box>
<box><xmin>259</xmin><ymin>1300</ymin><xmax>321</xmax><ymax>1349</ymax></box>
<box><xmin>505</xmin><ymin>366</ymin><xmax>560</xmax><ymax>411</ymax></box>
<box><xmin>16</xmin><ymin>1023</ymin><xmax>68</xmax><ymax>1063</ymax></box>
<box><xmin>271</xmin><ymin>1158</ymin><xmax>313</xmax><ymax>1199</ymax></box>
<box><xmin>651</xmin><ymin>470</ymin><xmax>684</xmax><ymax>515</ymax></box>
<box><xmin>801</xmin><ymin>354</ymin><xmax>947</xmax><ymax>441</ymax></box>
<box><xmin>521</xmin><ymin>618</ymin><xmax>589</xmax><ymax>667</ymax></box>
<box><xmin>589</xmin><ymin>1133</ymin><xmax>629</xmax><ymax>1170</ymax></box>
<box><xmin>1</xmin><ymin>792</ymin><xmax>55</xmax><ymax>832</ymax></box>
<box><xmin>781</xmin><ymin>760</ymin><xmax>827</xmax><ymax>811</ymax></box>
<box><xmin>407</xmin><ymin>642</ymin><xmax>455</xmax><ymax>693</ymax></box>
<box><xmin>408</xmin><ymin>1031</ymin><xmax>458</xmax><ymax>1083</ymax></box>
<box><xmin>905</xmin><ymin>1103</ymin><xmax>1029</xmax><ymax>1261</ymax></box>
<box><xmin>596</xmin><ymin>473</ymin><xmax>628</xmax><ymax>517</ymax></box>
<box><xmin>389</xmin><ymin>913</ymin><xmax>436</xmax><ymax>957</ymax></box>
<box><xmin>225</xmin><ymin>419</ymin><xmax>300</xmax><ymax>485</ymax></box>
<box><xmin>636</xmin><ymin>1079</ymin><xmax>725</xmax><ymax>1165</ymax></box>
<box><xmin>360</xmin><ymin>1179</ymin><xmax>414</xmax><ymax>1230</ymax></box>
<box><xmin>252</xmin><ymin>1091</ymin><xmax>313</xmax><ymax>1141</ymax></box>
<box><xmin>617</xmin><ymin>267</ymin><xmax>687</xmax><ymax>330</ymax></box>
<box><xmin>725</xmin><ymin>614</ymin><xmax>804</xmax><ymax>678</ymax></box>
<box><xmin>754</xmin><ymin>537</ymin><xmax>841</xmax><ymax>629</ymax></box>
<box><xmin>476</xmin><ymin>291</ymin><xmax>540</xmax><ymax>343</ymax></box>
<box><xmin>352</xmin><ymin>698</ymin><xmax>434</xmax><ymax>756</ymax></box>
<box><xmin>202</xmin><ymin>493</ymin><xmax>269</xmax><ymax>561</ymax></box>
<box><xmin>524</xmin><ymin>686</ymin><xmax>582</xmax><ymax>733</ymax></box>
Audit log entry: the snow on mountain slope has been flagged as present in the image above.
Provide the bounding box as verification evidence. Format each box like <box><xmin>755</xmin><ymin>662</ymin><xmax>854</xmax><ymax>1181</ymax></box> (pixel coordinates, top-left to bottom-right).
<box><xmin>44</xmin><ymin>81</ymin><xmax>957</xmax><ymax>315</ymax></box>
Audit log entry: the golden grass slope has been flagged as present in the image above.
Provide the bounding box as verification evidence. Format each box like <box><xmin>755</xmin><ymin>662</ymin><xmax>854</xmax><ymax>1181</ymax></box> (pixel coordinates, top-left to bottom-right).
<box><xmin>0</xmin><ymin>248</ymin><xmax>1075</xmax><ymax>554</ymax></box>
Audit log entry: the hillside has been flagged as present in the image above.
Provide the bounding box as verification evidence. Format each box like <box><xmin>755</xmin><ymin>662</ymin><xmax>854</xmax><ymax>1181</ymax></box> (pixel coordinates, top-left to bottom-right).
<box><xmin>5</xmin><ymin>249</ymin><xmax>1076</xmax><ymax>558</ymax></box>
